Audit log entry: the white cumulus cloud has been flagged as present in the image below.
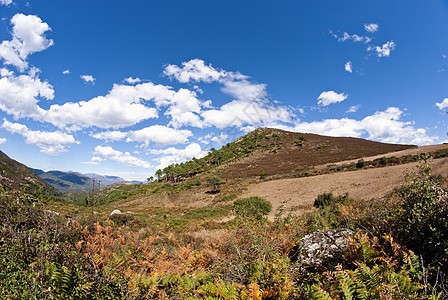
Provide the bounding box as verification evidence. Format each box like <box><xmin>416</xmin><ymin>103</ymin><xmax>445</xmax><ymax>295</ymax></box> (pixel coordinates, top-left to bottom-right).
<box><xmin>345</xmin><ymin>61</ymin><xmax>353</xmax><ymax>73</ymax></box>
<box><xmin>317</xmin><ymin>91</ymin><xmax>348</xmax><ymax>106</ymax></box>
<box><xmin>80</xmin><ymin>74</ymin><xmax>95</xmax><ymax>84</ymax></box>
<box><xmin>364</xmin><ymin>23</ymin><xmax>379</xmax><ymax>33</ymax></box>
<box><xmin>347</xmin><ymin>105</ymin><xmax>360</xmax><ymax>113</ymax></box>
<box><xmin>62</xmin><ymin>69</ymin><xmax>70</xmax><ymax>74</ymax></box>
<box><xmin>124</xmin><ymin>77</ymin><xmax>141</xmax><ymax>84</ymax></box>
<box><xmin>202</xmin><ymin>99</ymin><xmax>292</xmax><ymax>129</ymax></box>
<box><xmin>44</xmin><ymin>83</ymin><xmax>163</xmax><ymax>129</ymax></box>
<box><xmin>436</xmin><ymin>98</ymin><xmax>448</xmax><ymax>110</ymax></box>
<box><xmin>369</xmin><ymin>41</ymin><xmax>396</xmax><ymax>58</ymax></box>
<box><xmin>94</xmin><ymin>145</ymin><xmax>151</xmax><ymax>168</ymax></box>
<box><xmin>0</xmin><ymin>137</ymin><xmax>6</xmax><ymax>144</ymax></box>
<box><xmin>91</xmin><ymin>130</ymin><xmax>128</xmax><ymax>141</ymax></box>
<box><xmin>2</xmin><ymin>119</ymin><xmax>78</xmax><ymax>155</ymax></box>
<box><xmin>126</xmin><ymin>125</ymin><xmax>192</xmax><ymax>146</ymax></box>
<box><xmin>165</xmin><ymin>59</ymin><xmax>294</xmax><ymax>129</ymax></box>
<box><xmin>292</xmin><ymin>107</ymin><xmax>436</xmax><ymax>145</ymax></box>
<box><xmin>0</xmin><ymin>14</ymin><xmax>54</xmax><ymax>71</ymax></box>
<box><xmin>1</xmin><ymin>0</ymin><xmax>13</xmax><ymax>6</ymax></box>
<box><xmin>150</xmin><ymin>143</ymin><xmax>207</xmax><ymax>169</ymax></box>
<box><xmin>92</xmin><ymin>125</ymin><xmax>192</xmax><ymax>147</ymax></box>
<box><xmin>0</xmin><ymin>71</ymin><xmax>53</xmax><ymax>119</ymax></box>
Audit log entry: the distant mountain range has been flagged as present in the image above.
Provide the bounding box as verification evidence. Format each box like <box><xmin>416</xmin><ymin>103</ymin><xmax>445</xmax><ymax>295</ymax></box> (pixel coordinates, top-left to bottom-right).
<box><xmin>30</xmin><ymin>168</ymin><xmax>127</xmax><ymax>192</ymax></box>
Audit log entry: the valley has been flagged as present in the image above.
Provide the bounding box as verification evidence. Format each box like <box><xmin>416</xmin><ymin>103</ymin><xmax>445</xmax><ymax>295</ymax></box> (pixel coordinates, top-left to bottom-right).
<box><xmin>1</xmin><ymin>128</ymin><xmax>447</xmax><ymax>299</ymax></box>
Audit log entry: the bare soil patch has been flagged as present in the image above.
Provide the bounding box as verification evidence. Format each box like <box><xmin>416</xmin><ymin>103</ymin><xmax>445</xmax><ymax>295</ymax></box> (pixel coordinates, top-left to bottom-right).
<box><xmin>241</xmin><ymin>156</ymin><xmax>448</xmax><ymax>219</ymax></box>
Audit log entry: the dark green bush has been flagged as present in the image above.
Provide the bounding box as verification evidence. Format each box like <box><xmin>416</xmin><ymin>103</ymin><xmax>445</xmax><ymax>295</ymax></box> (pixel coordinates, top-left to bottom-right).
<box><xmin>356</xmin><ymin>159</ymin><xmax>365</xmax><ymax>169</ymax></box>
<box><xmin>313</xmin><ymin>192</ymin><xmax>350</xmax><ymax>209</ymax></box>
<box><xmin>394</xmin><ymin>162</ymin><xmax>448</xmax><ymax>266</ymax></box>
<box><xmin>233</xmin><ymin>196</ymin><xmax>272</xmax><ymax>220</ymax></box>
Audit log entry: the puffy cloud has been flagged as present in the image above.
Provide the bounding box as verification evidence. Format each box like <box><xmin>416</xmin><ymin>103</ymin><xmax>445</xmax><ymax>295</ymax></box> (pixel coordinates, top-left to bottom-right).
<box><xmin>0</xmin><ymin>71</ymin><xmax>207</xmax><ymax>130</ymax></box>
<box><xmin>0</xmin><ymin>14</ymin><xmax>54</xmax><ymax>71</ymax></box>
<box><xmin>91</xmin><ymin>130</ymin><xmax>128</xmax><ymax>141</ymax></box>
<box><xmin>164</xmin><ymin>59</ymin><xmax>230</xmax><ymax>83</ymax></box>
<box><xmin>126</xmin><ymin>125</ymin><xmax>192</xmax><ymax>146</ymax></box>
<box><xmin>346</xmin><ymin>105</ymin><xmax>360</xmax><ymax>113</ymax></box>
<box><xmin>165</xmin><ymin>59</ymin><xmax>294</xmax><ymax>129</ymax></box>
<box><xmin>317</xmin><ymin>91</ymin><xmax>348</xmax><ymax>106</ymax></box>
<box><xmin>211</xmin><ymin>132</ymin><xmax>229</xmax><ymax>144</ymax></box>
<box><xmin>295</xmin><ymin>118</ymin><xmax>363</xmax><ymax>137</ymax></box>
<box><xmin>292</xmin><ymin>107</ymin><xmax>436</xmax><ymax>145</ymax></box>
<box><xmin>2</xmin><ymin>119</ymin><xmax>78</xmax><ymax>155</ymax></box>
<box><xmin>364</xmin><ymin>23</ymin><xmax>379</xmax><ymax>33</ymax></box>
<box><xmin>221</xmin><ymin>80</ymin><xmax>267</xmax><ymax>101</ymax></box>
<box><xmin>94</xmin><ymin>145</ymin><xmax>151</xmax><ymax>168</ymax></box>
<box><xmin>345</xmin><ymin>61</ymin><xmax>353</xmax><ymax>73</ymax></box>
<box><xmin>150</xmin><ymin>143</ymin><xmax>207</xmax><ymax>169</ymax></box>
<box><xmin>361</xmin><ymin>107</ymin><xmax>434</xmax><ymax>144</ymax></box>
<box><xmin>0</xmin><ymin>137</ymin><xmax>6</xmax><ymax>144</ymax></box>
<box><xmin>0</xmin><ymin>71</ymin><xmax>53</xmax><ymax>119</ymax></box>
<box><xmin>165</xmin><ymin>88</ymin><xmax>203</xmax><ymax>128</ymax></box>
<box><xmin>1</xmin><ymin>0</ymin><xmax>12</xmax><ymax>6</ymax></box>
<box><xmin>44</xmin><ymin>83</ymin><xmax>165</xmax><ymax>129</ymax></box>
<box><xmin>62</xmin><ymin>69</ymin><xmax>70</xmax><ymax>74</ymax></box>
<box><xmin>124</xmin><ymin>77</ymin><xmax>141</xmax><ymax>84</ymax></box>
<box><xmin>202</xmin><ymin>99</ymin><xmax>293</xmax><ymax>129</ymax></box>
<box><xmin>92</xmin><ymin>125</ymin><xmax>192</xmax><ymax>147</ymax></box>
<box><xmin>80</xmin><ymin>74</ymin><xmax>95</xmax><ymax>84</ymax></box>
<box><xmin>436</xmin><ymin>98</ymin><xmax>448</xmax><ymax>110</ymax></box>
<box><xmin>369</xmin><ymin>41</ymin><xmax>396</xmax><ymax>58</ymax></box>
<box><xmin>164</xmin><ymin>59</ymin><xmax>264</xmax><ymax>101</ymax></box>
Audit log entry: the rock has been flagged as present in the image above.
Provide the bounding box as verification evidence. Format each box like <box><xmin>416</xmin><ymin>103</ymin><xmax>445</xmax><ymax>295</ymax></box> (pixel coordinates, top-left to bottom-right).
<box><xmin>110</xmin><ymin>209</ymin><xmax>122</xmax><ymax>216</ymax></box>
<box><xmin>291</xmin><ymin>228</ymin><xmax>354</xmax><ymax>268</ymax></box>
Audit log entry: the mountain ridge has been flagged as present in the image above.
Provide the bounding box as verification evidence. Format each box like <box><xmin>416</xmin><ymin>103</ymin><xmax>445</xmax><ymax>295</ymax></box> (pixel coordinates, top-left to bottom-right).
<box><xmin>30</xmin><ymin>168</ymin><xmax>126</xmax><ymax>192</ymax></box>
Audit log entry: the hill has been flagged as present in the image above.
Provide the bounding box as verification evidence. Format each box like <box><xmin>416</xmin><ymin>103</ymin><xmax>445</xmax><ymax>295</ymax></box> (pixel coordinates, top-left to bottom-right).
<box><xmin>0</xmin><ymin>150</ymin><xmax>62</xmax><ymax>200</ymax></box>
<box><xmin>157</xmin><ymin>127</ymin><xmax>415</xmax><ymax>181</ymax></box>
<box><xmin>30</xmin><ymin>169</ymin><xmax>125</xmax><ymax>192</ymax></box>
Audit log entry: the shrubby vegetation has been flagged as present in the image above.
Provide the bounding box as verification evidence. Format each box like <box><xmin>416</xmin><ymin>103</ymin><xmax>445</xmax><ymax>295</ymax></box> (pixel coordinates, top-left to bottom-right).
<box><xmin>1</xmin><ymin>159</ymin><xmax>447</xmax><ymax>299</ymax></box>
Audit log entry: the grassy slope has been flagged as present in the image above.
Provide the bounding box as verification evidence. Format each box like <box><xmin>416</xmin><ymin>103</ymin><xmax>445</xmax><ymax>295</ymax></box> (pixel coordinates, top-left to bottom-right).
<box><xmin>0</xmin><ymin>150</ymin><xmax>62</xmax><ymax>200</ymax></box>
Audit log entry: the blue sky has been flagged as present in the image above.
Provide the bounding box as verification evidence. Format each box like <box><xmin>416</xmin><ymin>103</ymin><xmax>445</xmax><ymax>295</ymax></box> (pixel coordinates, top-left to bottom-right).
<box><xmin>0</xmin><ymin>0</ymin><xmax>447</xmax><ymax>181</ymax></box>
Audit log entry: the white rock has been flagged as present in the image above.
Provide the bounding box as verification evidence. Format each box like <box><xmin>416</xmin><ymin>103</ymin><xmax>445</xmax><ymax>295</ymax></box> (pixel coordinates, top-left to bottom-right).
<box><xmin>110</xmin><ymin>209</ymin><xmax>122</xmax><ymax>216</ymax></box>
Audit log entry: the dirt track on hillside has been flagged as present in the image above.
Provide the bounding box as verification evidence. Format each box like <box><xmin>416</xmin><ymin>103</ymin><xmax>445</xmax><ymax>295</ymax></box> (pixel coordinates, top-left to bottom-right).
<box><xmin>240</xmin><ymin>154</ymin><xmax>448</xmax><ymax>219</ymax></box>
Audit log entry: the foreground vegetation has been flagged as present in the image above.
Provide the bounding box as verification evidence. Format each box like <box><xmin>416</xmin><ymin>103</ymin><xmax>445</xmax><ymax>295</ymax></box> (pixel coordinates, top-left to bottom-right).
<box><xmin>1</xmin><ymin>159</ymin><xmax>447</xmax><ymax>299</ymax></box>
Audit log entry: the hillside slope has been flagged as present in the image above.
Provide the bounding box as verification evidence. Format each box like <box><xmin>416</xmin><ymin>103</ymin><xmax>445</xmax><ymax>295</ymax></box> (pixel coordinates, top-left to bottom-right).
<box><xmin>0</xmin><ymin>150</ymin><xmax>62</xmax><ymax>199</ymax></box>
<box><xmin>216</xmin><ymin>128</ymin><xmax>416</xmax><ymax>179</ymax></box>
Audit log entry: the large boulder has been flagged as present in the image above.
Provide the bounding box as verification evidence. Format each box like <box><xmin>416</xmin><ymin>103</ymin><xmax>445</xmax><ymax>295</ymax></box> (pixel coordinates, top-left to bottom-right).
<box><xmin>291</xmin><ymin>228</ymin><xmax>354</xmax><ymax>268</ymax></box>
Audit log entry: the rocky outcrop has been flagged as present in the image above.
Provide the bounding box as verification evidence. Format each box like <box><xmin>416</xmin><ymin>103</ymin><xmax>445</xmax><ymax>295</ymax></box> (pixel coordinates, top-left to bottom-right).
<box><xmin>291</xmin><ymin>228</ymin><xmax>354</xmax><ymax>268</ymax></box>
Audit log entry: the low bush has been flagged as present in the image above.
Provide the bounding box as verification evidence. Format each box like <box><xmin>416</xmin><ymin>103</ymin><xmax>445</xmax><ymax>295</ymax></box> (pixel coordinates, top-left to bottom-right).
<box><xmin>394</xmin><ymin>161</ymin><xmax>448</xmax><ymax>267</ymax></box>
<box><xmin>313</xmin><ymin>192</ymin><xmax>350</xmax><ymax>209</ymax></box>
<box><xmin>233</xmin><ymin>196</ymin><xmax>272</xmax><ymax>221</ymax></box>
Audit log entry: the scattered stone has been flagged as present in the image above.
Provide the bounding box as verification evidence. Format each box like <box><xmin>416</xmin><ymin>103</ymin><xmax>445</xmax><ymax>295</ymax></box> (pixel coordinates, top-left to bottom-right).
<box><xmin>291</xmin><ymin>228</ymin><xmax>354</xmax><ymax>268</ymax></box>
<box><xmin>110</xmin><ymin>209</ymin><xmax>122</xmax><ymax>216</ymax></box>
<box><xmin>46</xmin><ymin>209</ymin><xmax>60</xmax><ymax>216</ymax></box>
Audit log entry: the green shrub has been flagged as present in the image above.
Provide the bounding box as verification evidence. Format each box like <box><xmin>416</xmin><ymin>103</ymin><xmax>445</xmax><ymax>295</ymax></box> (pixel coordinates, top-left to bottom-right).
<box><xmin>206</xmin><ymin>175</ymin><xmax>225</xmax><ymax>191</ymax></box>
<box><xmin>394</xmin><ymin>161</ymin><xmax>448</xmax><ymax>266</ymax></box>
<box><xmin>233</xmin><ymin>196</ymin><xmax>272</xmax><ymax>220</ymax></box>
<box><xmin>313</xmin><ymin>192</ymin><xmax>350</xmax><ymax>209</ymax></box>
<box><xmin>356</xmin><ymin>159</ymin><xmax>365</xmax><ymax>169</ymax></box>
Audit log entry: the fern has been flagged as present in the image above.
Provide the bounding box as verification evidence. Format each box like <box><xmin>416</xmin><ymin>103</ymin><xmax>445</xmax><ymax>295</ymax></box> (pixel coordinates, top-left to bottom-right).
<box><xmin>336</xmin><ymin>271</ymin><xmax>355</xmax><ymax>300</ymax></box>
<box><xmin>311</xmin><ymin>285</ymin><xmax>333</xmax><ymax>300</ymax></box>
